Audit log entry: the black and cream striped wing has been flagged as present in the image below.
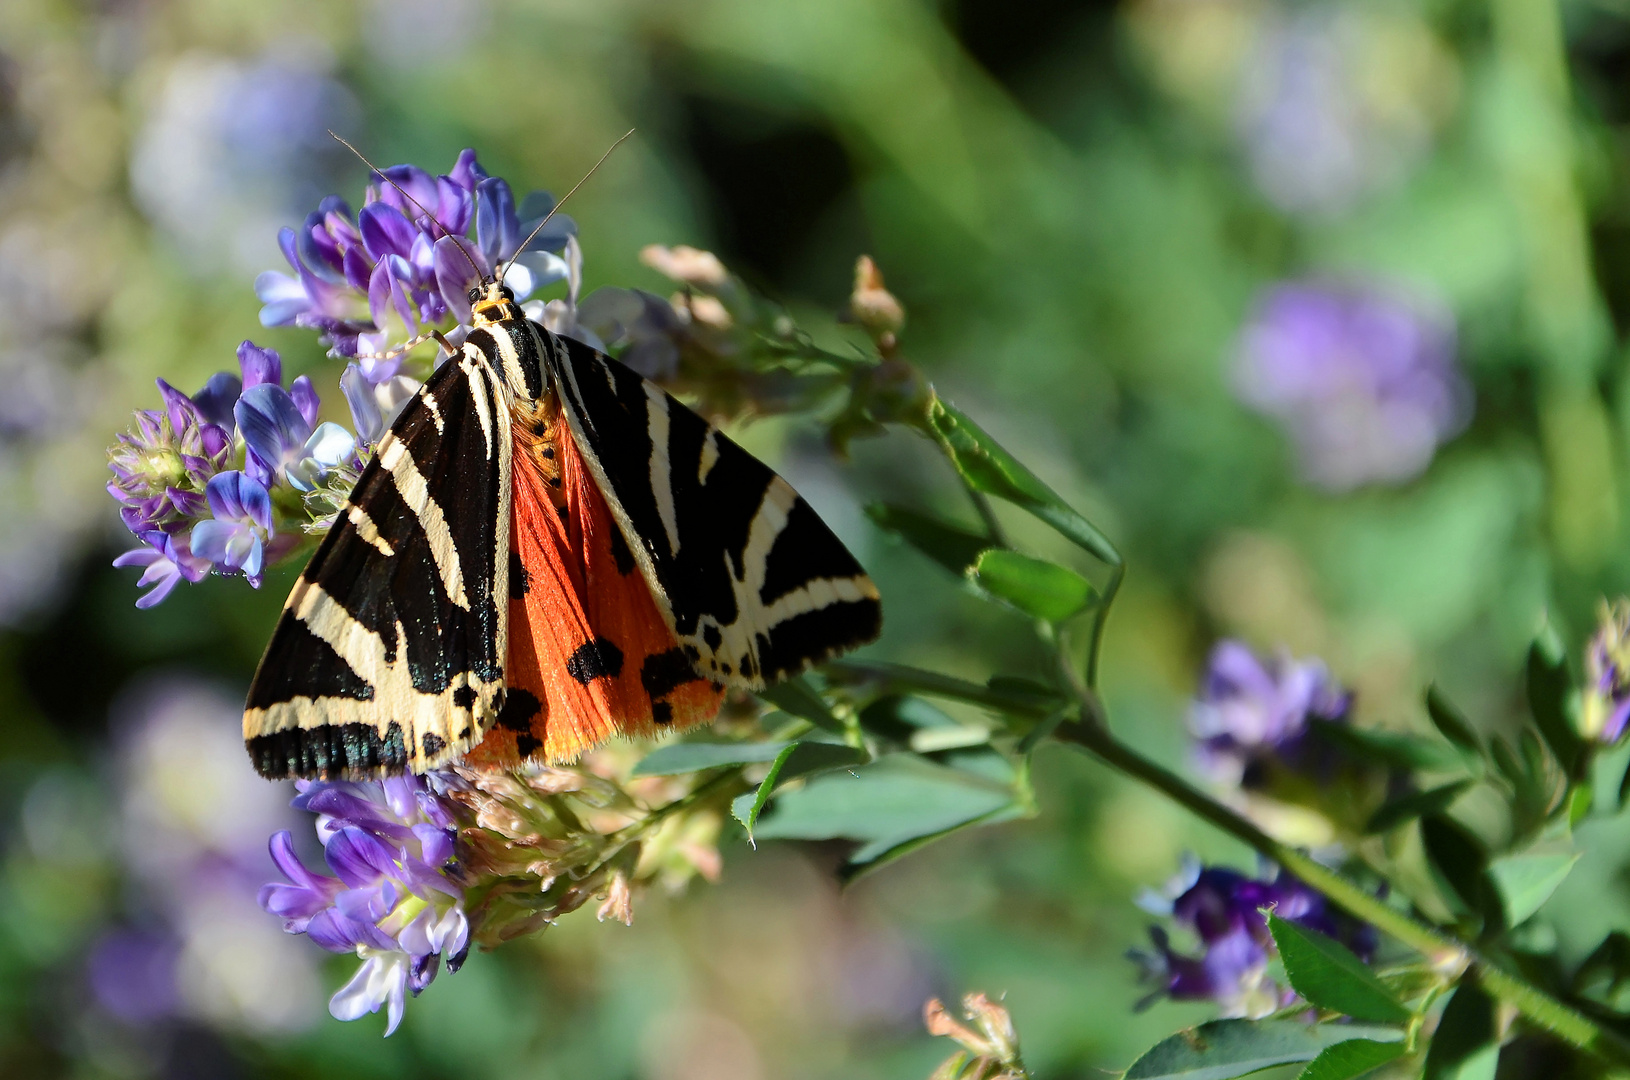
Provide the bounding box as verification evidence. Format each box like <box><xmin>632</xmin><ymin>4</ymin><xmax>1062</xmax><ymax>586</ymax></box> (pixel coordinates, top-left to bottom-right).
<box><xmin>244</xmin><ymin>351</ymin><xmax>512</xmax><ymax>779</ymax></box>
<box><xmin>541</xmin><ymin>329</ymin><xmax>881</xmax><ymax>690</ymax></box>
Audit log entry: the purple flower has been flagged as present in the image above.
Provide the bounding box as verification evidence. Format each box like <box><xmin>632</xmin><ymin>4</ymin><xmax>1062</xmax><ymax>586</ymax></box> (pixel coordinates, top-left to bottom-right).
<box><xmin>1132</xmin><ymin>859</ymin><xmax>1374</xmax><ymax>1016</ymax></box>
<box><xmin>260</xmin><ymin>150</ymin><xmax>573</xmax><ymax>359</ymax></box>
<box><xmin>1234</xmin><ymin>282</ymin><xmax>1469</xmax><ymax>491</ymax></box>
<box><xmin>112</xmin><ymin>529</ymin><xmax>212</xmax><ymax>608</ymax></box>
<box><xmin>1582</xmin><ymin>601</ymin><xmax>1630</xmax><ymax>745</ymax></box>
<box><xmin>1191</xmin><ymin>641</ymin><xmax>1352</xmax><ymax>788</ymax></box>
<box><xmin>107</xmin><ymin>380</ymin><xmax>231</xmax><ymax>535</ymax></box>
<box><xmin>234</xmin><ymin>348</ymin><xmax>354</xmax><ymax>492</ymax></box>
<box><xmin>261</xmin><ymin>774</ymin><xmax>469</xmax><ymax>1036</ymax></box>
<box><xmin>190</xmin><ymin>471</ymin><xmax>273</xmax><ymax>586</ymax></box>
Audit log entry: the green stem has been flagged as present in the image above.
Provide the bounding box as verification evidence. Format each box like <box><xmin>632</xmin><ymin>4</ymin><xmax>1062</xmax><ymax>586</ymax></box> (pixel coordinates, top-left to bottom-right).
<box><xmin>1053</xmin><ymin>717</ymin><xmax>1630</xmax><ymax>1064</ymax></box>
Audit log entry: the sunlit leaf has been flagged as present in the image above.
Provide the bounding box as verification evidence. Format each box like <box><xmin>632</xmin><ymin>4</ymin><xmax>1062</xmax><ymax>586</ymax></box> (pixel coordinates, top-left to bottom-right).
<box><xmin>1267</xmin><ymin>916</ymin><xmax>1410</xmax><ymax>1023</ymax></box>
<box><xmin>1123</xmin><ymin>1020</ymin><xmax>1403</xmax><ymax>1080</ymax></box>
<box><xmin>1297</xmin><ymin>1039</ymin><xmax>1407</xmax><ymax>1080</ymax></box>
<box><xmin>750</xmin><ymin>753</ymin><xmax>1018</xmax><ymax>867</ymax></box>
<box><xmin>926</xmin><ymin>398</ymin><xmax>1119</xmax><ymax>565</ymax></box>
<box><xmin>1486</xmin><ymin>851</ymin><xmax>1579</xmax><ymax>928</ymax></box>
<box><xmin>969</xmin><ymin>548</ymin><xmax>1095</xmax><ymax>622</ymax></box>
<box><xmin>729</xmin><ymin>740</ymin><xmax>868</xmax><ymax>839</ymax></box>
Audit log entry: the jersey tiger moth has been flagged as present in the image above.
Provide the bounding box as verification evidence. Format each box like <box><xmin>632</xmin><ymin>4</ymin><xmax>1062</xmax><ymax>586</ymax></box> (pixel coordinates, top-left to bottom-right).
<box><xmin>243</xmin><ymin>280</ymin><xmax>882</xmax><ymax>778</ymax></box>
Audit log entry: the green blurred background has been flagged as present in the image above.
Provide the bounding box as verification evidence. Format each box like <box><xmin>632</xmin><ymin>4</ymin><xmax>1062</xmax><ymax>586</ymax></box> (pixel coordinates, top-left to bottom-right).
<box><xmin>3</xmin><ymin>0</ymin><xmax>1630</xmax><ymax>1075</ymax></box>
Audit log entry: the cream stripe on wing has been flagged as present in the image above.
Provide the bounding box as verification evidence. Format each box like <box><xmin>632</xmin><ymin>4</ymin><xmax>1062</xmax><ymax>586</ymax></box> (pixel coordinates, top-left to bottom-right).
<box><xmin>461</xmin><ymin>355</ymin><xmax>495</xmax><ymax>460</ymax></box>
<box><xmin>644</xmin><ymin>382</ymin><xmax>681</xmax><ymax>558</ymax></box>
<box><xmin>377</xmin><ymin>434</ymin><xmax>470</xmax><ymax>610</ymax></box>
<box><xmin>346</xmin><ymin>504</ymin><xmax>395</xmax><ymax>557</ymax></box>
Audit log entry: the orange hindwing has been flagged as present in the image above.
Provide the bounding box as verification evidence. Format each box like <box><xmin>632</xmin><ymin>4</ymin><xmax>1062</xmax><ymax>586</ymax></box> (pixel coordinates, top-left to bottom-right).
<box><xmin>464</xmin><ymin>391</ymin><xmax>725</xmax><ymax>767</ymax></box>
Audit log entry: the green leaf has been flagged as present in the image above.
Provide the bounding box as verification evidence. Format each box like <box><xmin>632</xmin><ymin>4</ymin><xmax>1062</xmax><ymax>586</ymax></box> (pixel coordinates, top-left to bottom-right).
<box><xmin>750</xmin><ymin>754</ymin><xmax>1017</xmax><ymax>864</ymax></box>
<box><xmin>1297</xmin><ymin>1040</ymin><xmax>1407</xmax><ymax>1080</ymax></box>
<box><xmin>633</xmin><ymin>740</ymin><xmax>794</xmax><ymax>777</ymax></box>
<box><xmin>1123</xmin><ymin>1020</ymin><xmax>1403</xmax><ymax>1080</ymax></box>
<box><xmin>1485</xmin><ymin>851</ymin><xmax>1579</xmax><ymax>927</ymax></box>
<box><xmin>969</xmin><ymin>548</ymin><xmax>1095</xmax><ymax>622</ymax></box>
<box><xmin>1423</xmin><ymin>984</ymin><xmax>1498</xmax><ymax>1080</ymax></box>
<box><xmin>730</xmin><ymin>741</ymin><xmax>869</xmax><ymax>838</ymax></box>
<box><xmin>1426</xmin><ymin>686</ymin><xmax>1483</xmax><ymax>758</ymax></box>
<box><xmin>1308</xmin><ymin>719</ymin><xmax>1463</xmax><ymax>772</ymax></box>
<box><xmin>1267</xmin><ymin>916</ymin><xmax>1410</xmax><ymax>1023</ymax></box>
<box><xmin>865</xmin><ymin>502</ymin><xmax>990</xmax><ymax>577</ymax></box>
<box><xmin>837</xmin><ymin>801</ymin><xmax>1028</xmax><ymax>884</ymax></box>
<box><xmin>1420</xmin><ymin>814</ymin><xmax>1489</xmax><ymax>917</ymax></box>
<box><xmin>927</xmin><ymin>399</ymin><xmax>1119</xmax><ymax>566</ymax></box>
<box><xmin>1364</xmin><ymin>780</ymin><xmax>1473</xmax><ymax>835</ymax></box>
<box><xmin>756</xmin><ymin>675</ymin><xmax>844</xmax><ymax>734</ymax></box>
<box><xmin>1527</xmin><ymin>629</ymin><xmax>1582</xmax><ymax>775</ymax></box>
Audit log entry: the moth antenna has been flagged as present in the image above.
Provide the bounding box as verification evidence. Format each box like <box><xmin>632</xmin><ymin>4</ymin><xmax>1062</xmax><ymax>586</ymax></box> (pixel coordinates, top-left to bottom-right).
<box><xmin>329</xmin><ymin>130</ymin><xmax>484</xmax><ymax>282</ymax></box>
<box><xmin>498</xmin><ymin>128</ymin><xmax>635</xmax><ymax>287</ymax></box>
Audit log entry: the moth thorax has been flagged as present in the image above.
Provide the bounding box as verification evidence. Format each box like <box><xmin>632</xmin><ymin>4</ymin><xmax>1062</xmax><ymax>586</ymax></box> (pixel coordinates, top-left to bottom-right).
<box><xmin>513</xmin><ymin>391</ymin><xmax>566</xmax><ymax>509</ymax></box>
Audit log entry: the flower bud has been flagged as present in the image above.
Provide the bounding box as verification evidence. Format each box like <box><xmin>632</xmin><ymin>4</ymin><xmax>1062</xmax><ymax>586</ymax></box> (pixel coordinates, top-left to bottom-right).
<box><xmin>640</xmin><ymin>244</ymin><xmax>729</xmax><ymax>288</ymax></box>
<box><xmin>1581</xmin><ymin>600</ymin><xmax>1630</xmax><ymax>744</ymax></box>
<box><xmin>849</xmin><ymin>255</ymin><xmax>906</xmax><ymax>338</ymax></box>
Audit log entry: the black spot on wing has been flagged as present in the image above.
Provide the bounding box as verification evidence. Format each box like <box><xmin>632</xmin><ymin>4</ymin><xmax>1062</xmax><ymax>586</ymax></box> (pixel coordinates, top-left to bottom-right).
<box><xmin>421</xmin><ymin>732</ymin><xmax>445</xmax><ymax>757</ymax></box>
<box><xmin>641</xmin><ymin>647</ymin><xmax>700</xmax><ymax>703</ymax></box>
<box><xmin>703</xmin><ymin>625</ymin><xmax>722</xmax><ymax>649</ymax></box>
<box><xmin>497</xmin><ymin>689</ymin><xmax>542</xmax><ymax>731</ymax></box>
<box><xmin>246</xmin><ymin>612</ymin><xmax>374</xmax><ymax>709</ymax></box>
<box><xmin>567</xmin><ymin>638</ymin><xmax>624</xmax><ymax>683</ymax></box>
<box><xmin>452</xmin><ymin>685</ymin><xmax>477</xmax><ymax>710</ymax></box>
<box><xmin>757</xmin><ymin>497</ymin><xmax>867</xmax><ymax>606</ymax></box>
<box><xmin>606</xmin><ymin>522</ymin><xmax>635</xmax><ymax>576</ymax></box>
<box><xmin>247</xmin><ymin>722</ymin><xmax>407</xmax><ymax>779</ymax></box>
<box><xmin>509</xmin><ymin>551</ymin><xmax>530</xmax><ymax>597</ymax></box>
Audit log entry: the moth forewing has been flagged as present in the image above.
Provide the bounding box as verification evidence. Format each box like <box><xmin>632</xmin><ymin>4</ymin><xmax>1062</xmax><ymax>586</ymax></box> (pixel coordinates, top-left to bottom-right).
<box><xmin>243</xmin><ymin>350</ymin><xmax>514</xmax><ymax>779</ymax></box>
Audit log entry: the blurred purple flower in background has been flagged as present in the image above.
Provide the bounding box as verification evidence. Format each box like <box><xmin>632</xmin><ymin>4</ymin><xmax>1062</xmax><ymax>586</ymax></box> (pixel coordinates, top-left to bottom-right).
<box><xmin>1237</xmin><ymin>8</ymin><xmax>1458</xmax><ymax>217</ymax></box>
<box><xmin>263</xmin><ymin>774</ymin><xmax>469</xmax><ymax>1036</ymax></box>
<box><xmin>1132</xmin><ymin>857</ymin><xmax>1374</xmax><ymax>1016</ymax></box>
<box><xmin>1191</xmin><ymin>640</ymin><xmax>1352</xmax><ymax>788</ymax></box>
<box><xmin>1233</xmin><ymin>282</ymin><xmax>1470</xmax><ymax>491</ymax></box>
<box><xmin>129</xmin><ymin>48</ymin><xmax>360</xmax><ymax>272</ymax></box>
<box><xmin>93</xmin><ymin>677</ymin><xmax>320</xmax><ymax>1034</ymax></box>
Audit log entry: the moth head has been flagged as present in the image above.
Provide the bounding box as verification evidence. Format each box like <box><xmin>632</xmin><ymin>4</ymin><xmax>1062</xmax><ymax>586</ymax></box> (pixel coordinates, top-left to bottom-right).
<box><xmin>469</xmin><ymin>279</ymin><xmax>520</xmax><ymax>325</ymax></box>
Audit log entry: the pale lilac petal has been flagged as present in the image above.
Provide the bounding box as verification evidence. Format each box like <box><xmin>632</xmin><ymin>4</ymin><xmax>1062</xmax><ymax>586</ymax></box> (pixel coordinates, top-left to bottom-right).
<box><xmin>341</xmin><ymin>364</ymin><xmax>383</xmax><ymax>443</ymax></box>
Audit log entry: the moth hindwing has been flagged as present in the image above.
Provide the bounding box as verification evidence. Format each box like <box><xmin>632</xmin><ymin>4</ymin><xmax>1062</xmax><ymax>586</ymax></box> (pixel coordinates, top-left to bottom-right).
<box><xmin>536</xmin><ymin>325</ymin><xmax>882</xmax><ymax>689</ymax></box>
<box><xmin>243</xmin><ymin>348</ymin><xmax>512</xmax><ymax>779</ymax></box>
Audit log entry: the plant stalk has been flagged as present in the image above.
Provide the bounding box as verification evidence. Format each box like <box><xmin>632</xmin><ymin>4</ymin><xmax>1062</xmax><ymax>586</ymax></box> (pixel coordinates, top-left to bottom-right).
<box><xmin>1053</xmin><ymin>716</ymin><xmax>1630</xmax><ymax>1064</ymax></box>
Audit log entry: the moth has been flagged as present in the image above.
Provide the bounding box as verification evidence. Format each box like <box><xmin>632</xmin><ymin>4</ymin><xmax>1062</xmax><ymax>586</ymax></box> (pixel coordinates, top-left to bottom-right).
<box><xmin>243</xmin><ymin>279</ymin><xmax>882</xmax><ymax>779</ymax></box>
